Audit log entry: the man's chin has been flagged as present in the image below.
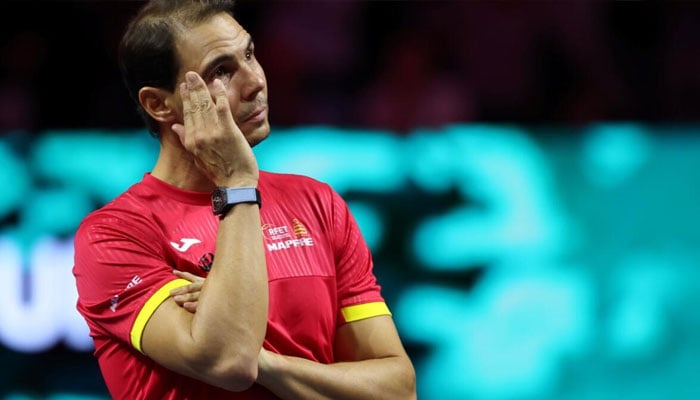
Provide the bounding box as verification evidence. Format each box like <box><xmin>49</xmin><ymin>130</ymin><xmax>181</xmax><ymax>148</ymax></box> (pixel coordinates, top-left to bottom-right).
<box><xmin>244</xmin><ymin>121</ymin><xmax>271</xmax><ymax>147</ymax></box>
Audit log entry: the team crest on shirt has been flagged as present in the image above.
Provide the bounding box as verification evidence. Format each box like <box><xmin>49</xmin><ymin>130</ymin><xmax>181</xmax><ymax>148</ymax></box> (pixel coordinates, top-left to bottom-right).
<box><xmin>262</xmin><ymin>218</ymin><xmax>315</xmax><ymax>252</ymax></box>
<box><xmin>198</xmin><ymin>252</ymin><xmax>215</xmax><ymax>272</ymax></box>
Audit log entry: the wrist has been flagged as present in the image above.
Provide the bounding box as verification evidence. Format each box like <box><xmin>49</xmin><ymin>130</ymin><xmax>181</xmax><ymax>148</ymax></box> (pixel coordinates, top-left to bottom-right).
<box><xmin>211</xmin><ymin>186</ymin><xmax>261</xmax><ymax>218</ymax></box>
<box><xmin>218</xmin><ymin>178</ymin><xmax>258</xmax><ymax>188</ymax></box>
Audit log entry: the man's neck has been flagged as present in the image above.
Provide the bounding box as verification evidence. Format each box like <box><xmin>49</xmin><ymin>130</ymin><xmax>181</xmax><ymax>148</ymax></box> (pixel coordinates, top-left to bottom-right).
<box><xmin>150</xmin><ymin>132</ymin><xmax>216</xmax><ymax>193</ymax></box>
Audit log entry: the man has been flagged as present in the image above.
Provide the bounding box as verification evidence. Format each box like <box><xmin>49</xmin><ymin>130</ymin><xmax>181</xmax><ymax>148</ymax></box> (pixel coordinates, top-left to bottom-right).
<box><xmin>72</xmin><ymin>1</ymin><xmax>416</xmax><ymax>399</ymax></box>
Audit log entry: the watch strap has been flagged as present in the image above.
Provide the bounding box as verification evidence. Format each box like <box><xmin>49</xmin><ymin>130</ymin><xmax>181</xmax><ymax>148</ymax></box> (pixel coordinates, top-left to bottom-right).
<box><xmin>213</xmin><ymin>186</ymin><xmax>261</xmax><ymax>218</ymax></box>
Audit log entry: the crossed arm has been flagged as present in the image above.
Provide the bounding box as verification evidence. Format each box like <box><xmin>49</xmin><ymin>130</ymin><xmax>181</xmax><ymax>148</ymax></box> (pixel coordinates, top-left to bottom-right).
<box><xmin>171</xmin><ymin>271</ymin><xmax>417</xmax><ymax>399</ymax></box>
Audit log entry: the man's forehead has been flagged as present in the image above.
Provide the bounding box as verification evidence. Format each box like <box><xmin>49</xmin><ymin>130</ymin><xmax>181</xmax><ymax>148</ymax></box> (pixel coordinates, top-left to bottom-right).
<box><xmin>175</xmin><ymin>13</ymin><xmax>249</xmax><ymax>61</ymax></box>
<box><xmin>177</xmin><ymin>13</ymin><xmax>244</xmax><ymax>41</ymax></box>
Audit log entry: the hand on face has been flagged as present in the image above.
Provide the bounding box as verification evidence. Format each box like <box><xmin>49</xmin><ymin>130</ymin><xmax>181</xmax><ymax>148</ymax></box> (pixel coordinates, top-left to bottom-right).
<box><xmin>171</xmin><ymin>71</ymin><xmax>259</xmax><ymax>187</ymax></box>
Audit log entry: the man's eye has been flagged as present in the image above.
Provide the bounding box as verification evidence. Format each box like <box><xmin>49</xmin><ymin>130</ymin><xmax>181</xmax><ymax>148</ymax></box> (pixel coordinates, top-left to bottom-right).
<box><xmin>214</xmin><ymin>66</ymin><xmax>227</xmax><ymax>76</ymax></box>
<box><xmin>245</xmin><ymin>48</ymin><xmax>254</xmax><ymax>60</ymax></box>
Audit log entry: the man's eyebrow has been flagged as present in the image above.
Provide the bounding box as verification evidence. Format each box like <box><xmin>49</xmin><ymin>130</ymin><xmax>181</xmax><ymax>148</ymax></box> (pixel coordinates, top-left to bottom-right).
<box><xmin>200</xmin><ymin>37</ymin><xmax>254</xmax><ymax>79</ymax></box>
<box><xmin>201</xmin><ymin>54</ymin><xmax>235</xmax><ymax>78</ymax></box>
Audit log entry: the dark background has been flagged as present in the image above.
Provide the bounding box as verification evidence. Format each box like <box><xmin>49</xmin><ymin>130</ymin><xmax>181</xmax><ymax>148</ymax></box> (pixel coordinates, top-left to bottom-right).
<box><xmin>2</xmin><ymin>0</ymin><xmax>700</xmax><ymax>137</ymax></box>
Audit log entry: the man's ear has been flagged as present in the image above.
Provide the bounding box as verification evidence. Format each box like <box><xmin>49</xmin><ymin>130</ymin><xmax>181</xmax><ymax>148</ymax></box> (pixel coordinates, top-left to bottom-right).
<box><xmin>138</xmin><ymin>86</ymin><xmax>179</xmax><ymax>124</ymax></box>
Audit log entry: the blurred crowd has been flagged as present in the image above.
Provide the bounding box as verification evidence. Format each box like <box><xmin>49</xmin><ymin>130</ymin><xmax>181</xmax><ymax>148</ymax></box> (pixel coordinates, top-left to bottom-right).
<box><xmin>1</xmin><ymin>0</ymin><xmax>700</xmax><ymax>134</ymax></box>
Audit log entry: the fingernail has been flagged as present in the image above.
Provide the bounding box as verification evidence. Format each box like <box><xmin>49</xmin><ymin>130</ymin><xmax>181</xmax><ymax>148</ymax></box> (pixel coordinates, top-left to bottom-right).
<box><xmin>187</xmin><ymin>72</ymin><xmax>197</xmax><ymax>83</ymax></box>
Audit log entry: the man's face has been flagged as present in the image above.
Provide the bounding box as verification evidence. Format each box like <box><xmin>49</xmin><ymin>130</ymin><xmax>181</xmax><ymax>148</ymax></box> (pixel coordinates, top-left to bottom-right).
<box><xmin>174</xmin><ymin>13</ymin><xmax>270</xmax><ymax>147</ymax></box>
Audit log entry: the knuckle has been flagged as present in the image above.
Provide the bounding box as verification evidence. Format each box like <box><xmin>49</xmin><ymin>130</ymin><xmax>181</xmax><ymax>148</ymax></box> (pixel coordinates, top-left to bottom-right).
<box><xmin>198</xmin><ymin>100</ymin><xmax>212</xmax><ymax>112</ymax></box>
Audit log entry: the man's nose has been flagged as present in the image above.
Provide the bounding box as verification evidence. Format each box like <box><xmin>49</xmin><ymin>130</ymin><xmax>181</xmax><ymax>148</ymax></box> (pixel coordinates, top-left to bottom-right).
<box><xmin>238</xmin><ymin>64</ymin><xmax>265</xmax><ymax>102</ymax></box>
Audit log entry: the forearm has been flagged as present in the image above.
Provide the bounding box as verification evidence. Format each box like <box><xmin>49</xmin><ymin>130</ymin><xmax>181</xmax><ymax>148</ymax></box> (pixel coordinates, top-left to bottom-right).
<box><xmin>257</xmin><ymin>351</ymin><xmax>416</xmax><ymax>400</ymax></box>
<box><xmin>141</xmin><ymin>70</ymin><xmax>268</xmax><ymax>390</ymax></box>
<box><xmin>189</xmin><ymin>203</ymin><xmax>268</xmax><ymax>369</ymax></box>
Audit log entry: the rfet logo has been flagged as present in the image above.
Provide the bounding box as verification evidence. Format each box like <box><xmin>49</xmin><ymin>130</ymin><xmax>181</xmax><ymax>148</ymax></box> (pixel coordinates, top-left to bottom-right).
<box><xmin>262</xmin><ymin>218</ymin><xmax>314</xmax><ymax>252</ymax></box>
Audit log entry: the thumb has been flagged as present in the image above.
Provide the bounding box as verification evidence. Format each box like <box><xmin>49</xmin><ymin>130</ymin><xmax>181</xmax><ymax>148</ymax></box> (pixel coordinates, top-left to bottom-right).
<box><xmin>172</xmin><ymin>123</ymin><xmax>185</xmax><ymax>142</ymax></box>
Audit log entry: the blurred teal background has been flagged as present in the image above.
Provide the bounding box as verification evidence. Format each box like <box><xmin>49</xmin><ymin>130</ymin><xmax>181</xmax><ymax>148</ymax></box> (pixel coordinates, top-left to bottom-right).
<box><xmin>1</xmin><ymin>123</ymin><xmax>699</xmax><ymax>399</ymax></box>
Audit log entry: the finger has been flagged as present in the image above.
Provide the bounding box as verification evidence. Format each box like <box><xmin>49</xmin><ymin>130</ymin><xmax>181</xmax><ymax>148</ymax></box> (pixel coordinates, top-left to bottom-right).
<box><xmin>178</xmin><ymin>82</ymin><xmax>195</xmax><ymax>149</ymax></box>
<box><xmin>172</xmin><ymin>291</ymin><xmax>199</xmax><ymax>305</ymax></box>
<box><xmin>171</xmin><ymin>284</ymin><xmax>196</xmax><ymax>296</ymax></box>
<box><xmin>177</xmin><ymin>283</ymin><xmax>202</xmax><ymax>298</ymax></box>
<box><xmin>183</xmin><ymin>302</ymin><xmax>198</xmax><ymax>313</ymax></box>
<box><xmin>172</xmin><ymin>294</ymin><xmax>186</xmax><ymax>306</ymax></box>
<box><xmin>170</xmin><ymin>276</ymin><xmax>203</xmax><ymax>297</ymax></box>
<box><xmin>212</xmin><ymin>78</ymin><xmax>236</xmax><ymax>131</ymax></box>
<box><xmin>171</xmin><ymin>282</ymin><xmax>203</xmax><ymax>298</ymax></box>
<box><xmin>186</xmin><ymin>71</ymin><xmax>210</xmax><ymax>135</ymax></box>
<box><xmin>172</xmin><ymin>123</ymin><xmax>184</xmax><ymax>138</ymax></box>
<box><xmin>173</xmin><ymin>269</ymin><xmax>204</xmax><ymax>284</ymax></box>
<box><xmin>187</xmin><ymin>291</ymin><xmax>200</xmax><ymax>302</ymax></box>
<box><xmin>170</xmin><ymin>283</ymin><xmax>186</xmax><ymax>296</ymax></box>
<box><xmin>172</xmin><ymin>268</ymin><xmax>186</xmax><ymax>278</ymax></box>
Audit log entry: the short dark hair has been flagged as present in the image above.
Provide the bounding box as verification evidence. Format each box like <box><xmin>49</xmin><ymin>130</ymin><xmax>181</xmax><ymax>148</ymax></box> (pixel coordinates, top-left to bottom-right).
<box><xmin>118</xmin><ymin>0</ymin><xmax>236</xmax><ymax>137</ymax></box>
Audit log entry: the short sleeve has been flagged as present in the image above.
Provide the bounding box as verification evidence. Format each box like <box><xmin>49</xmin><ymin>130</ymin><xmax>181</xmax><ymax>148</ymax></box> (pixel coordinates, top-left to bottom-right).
<box><xmin>73</xmin><ymin>212</ymin><xmax>189</xmax><ymax>353</ymax></box>
<box><xmin>328</xmin><ymin>187</ymin><xmax>391</xmax><ymax>325</ymax></box>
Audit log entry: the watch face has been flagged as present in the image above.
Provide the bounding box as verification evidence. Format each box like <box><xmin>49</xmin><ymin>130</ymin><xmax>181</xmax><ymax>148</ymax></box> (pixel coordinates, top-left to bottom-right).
<box><xmin>212</xmin><ymin>189</ymin><xmax>226</xmax><ymax>214</ymax></box>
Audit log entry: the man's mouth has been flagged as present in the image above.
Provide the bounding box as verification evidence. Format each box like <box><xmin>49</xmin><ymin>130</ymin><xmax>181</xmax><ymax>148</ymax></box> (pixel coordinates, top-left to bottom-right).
<box><xmin>241</xmin><ymin>106</ymin><xmax>267</xmax><ymax>124</ymax></box>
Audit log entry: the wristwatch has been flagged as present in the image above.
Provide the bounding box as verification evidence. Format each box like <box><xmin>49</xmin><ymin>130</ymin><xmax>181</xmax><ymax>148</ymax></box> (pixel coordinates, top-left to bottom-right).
<box><xmin>211</xmin><ymin>186</ymin><xmax>261</xmax><ymax>218</ymax></box>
